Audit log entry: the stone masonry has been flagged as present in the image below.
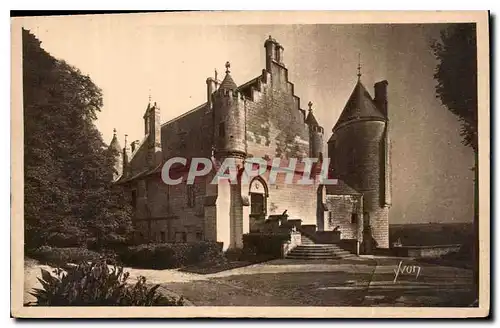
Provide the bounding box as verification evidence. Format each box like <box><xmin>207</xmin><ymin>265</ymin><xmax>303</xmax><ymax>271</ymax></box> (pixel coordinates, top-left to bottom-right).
<box><xmin>109</xmin><ymin>35</ymin><xmax>392</xmax><ymax>251</ymax></box>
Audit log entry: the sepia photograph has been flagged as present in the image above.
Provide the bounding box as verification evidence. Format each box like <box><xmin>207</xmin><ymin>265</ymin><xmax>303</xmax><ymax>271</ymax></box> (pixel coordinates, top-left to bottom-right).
<box><xmin>10</xmin><ymin>11</ymin><xmax>490</xmax><ymax>318</ymax></box>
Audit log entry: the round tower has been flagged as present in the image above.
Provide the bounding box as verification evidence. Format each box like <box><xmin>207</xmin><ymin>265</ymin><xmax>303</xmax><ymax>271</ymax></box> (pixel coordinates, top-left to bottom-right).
<box><xmin>108</xmin><ymin>128</ymin><xmax>123</xmax><ymax>181</ymax></box>
<box><xmin>330</xmin><ymin>79</ymin><xmax>391</xmax><ymax>249</ymax></box>
<box><xmin>211</xmin><ymin>61</ymin><xmax>247</xmax><ymax>250</ymax></box>
<box><xmin>212</xmin><ymin>61</ymin><xmax>247</xmax><ymax>161</ymax></box>
<box><xmin>305</xmin><ymin>101</ymin><xmax>324</xmax><ymax>159</ymax></box>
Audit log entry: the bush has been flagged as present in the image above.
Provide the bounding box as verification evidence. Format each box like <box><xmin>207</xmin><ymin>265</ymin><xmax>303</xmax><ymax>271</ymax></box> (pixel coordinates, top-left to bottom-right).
<box><xmin>242</xmin><ymin>233</ymin><xmax>291</xmax><ymax>258</ymax></box>
<box><xmin>120</xmin><ymin>241</ymin><xmax>224</xmax><ymax>269</ymax></box>
<box><xmin>27</xmin><ymin>260</ymin><xmax>184</xmax><ymax>306</ymax></box>
<box><xmin>224</xmin><ymin>248</ymin><xmax>245</xmax><ymax>261</ymax></box>
<box><xmin>29</xmin><ymin>246</ymin><xmax>104</xmax><ymax>267</ymax></box>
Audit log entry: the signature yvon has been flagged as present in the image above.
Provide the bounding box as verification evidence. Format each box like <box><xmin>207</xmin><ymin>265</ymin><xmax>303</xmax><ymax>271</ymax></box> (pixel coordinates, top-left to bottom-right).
<box><xmin>393</xmin><ymin>261</ymin><xmax>421</xmax><ymax>283</ymax></box>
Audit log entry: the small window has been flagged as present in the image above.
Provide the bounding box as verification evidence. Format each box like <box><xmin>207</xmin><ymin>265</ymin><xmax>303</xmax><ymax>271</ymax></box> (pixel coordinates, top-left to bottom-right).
<box><xmin>196</xmin><ymin>232</ymin><xmax>203</xmax><ymax>241</ymax></box>
<box><xmin>351</xmin><ymin>213</ymin><xmax>358</xmax><ymax>224</ymax></box>
<box><xmin>187</xmin><ymin>185</ymin><xmax>196</xmax><ymax>208</ymax></box>
<box><xmin>219</xmin><ymin>122</ymin><xmax>225</xmax><ymax>138</ymax></box>
<box><xmin>160</xmin><ymin>231</ymin><xmax>166</xmax><ymax>243</ymax></box>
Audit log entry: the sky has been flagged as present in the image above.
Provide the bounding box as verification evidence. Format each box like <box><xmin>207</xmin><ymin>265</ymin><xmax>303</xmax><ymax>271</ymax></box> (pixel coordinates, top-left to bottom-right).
<box><xmin>19</xmin><ymin>14</ymin><xmax>475</xmax><ymax>224</ymax></box>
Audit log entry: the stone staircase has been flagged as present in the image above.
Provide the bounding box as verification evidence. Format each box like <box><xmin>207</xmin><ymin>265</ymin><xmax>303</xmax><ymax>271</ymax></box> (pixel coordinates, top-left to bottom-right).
<box><xmin>286</xmin><ymin>244</ymin><xmax>356</xmax><ymax>260</ymax></box>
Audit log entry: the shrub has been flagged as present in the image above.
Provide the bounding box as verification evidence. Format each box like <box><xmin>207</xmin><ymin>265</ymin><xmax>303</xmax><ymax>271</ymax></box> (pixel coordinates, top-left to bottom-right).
<box><xmin>27</xmin><ymin>260</ymin><xmax>184</xmax><ymax>306</ymax></box>
<box><xmin>242</xmin><ymin>233</ymin><xmax>291</xmax><ymax>258</ymax></box>
<box><xmin>120</xmin><ymin>241</ymin><xmax>224</xmax><ymax>269</ymax></box>
<box><xmin>29</xmin><ymin>246</ymin><xmax>104</xmax><ymax>267</ymax></box>
<box><xmin>224</xmin><ymin>248</ymin><xmax>245</xmax><ymax>261</ymax></box>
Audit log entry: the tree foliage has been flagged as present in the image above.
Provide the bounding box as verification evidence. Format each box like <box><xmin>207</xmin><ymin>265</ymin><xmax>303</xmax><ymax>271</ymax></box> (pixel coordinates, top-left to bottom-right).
<box><xmin>432</xmin><ymin>23</ymin><xmax>478</xmax><ymax>153</ymax></box>
<box><xmin>23</xmin><ymin>28</ymin><xmax>133</xmax><ymax>250</ymax></box>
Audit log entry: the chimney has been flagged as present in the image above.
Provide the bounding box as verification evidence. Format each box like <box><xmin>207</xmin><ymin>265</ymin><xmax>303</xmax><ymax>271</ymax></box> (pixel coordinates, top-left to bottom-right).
<box><xmin>276</xmin><ymin>43</ymin><xmax>284</xmax><ymax>66</ymax></box>
<box><xmin>206</xmin><ymin>76</ymin><xmax>218</xmax><ymax>108</ymax></box>
<box><xmin>374</xmin><ymin>80</ymin><xmax>388</xmax><ymax>118</ymax></box>
<box><xmin>264</xmin><ymin>35</ymin><xmax>278</xmax><ymax>71</ymax></box>
<box><xmin>131</xmin><ymin>140</ymin><xmax>140</xmax><ymax>153</ymax></box>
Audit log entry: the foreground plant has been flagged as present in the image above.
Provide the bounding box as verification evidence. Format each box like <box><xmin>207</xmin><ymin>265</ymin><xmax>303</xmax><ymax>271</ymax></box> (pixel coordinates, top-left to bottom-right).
<box><xmin>28</xmin><ymin>260</ymin><xmax>184</xmax><ymax>306</ymax></box>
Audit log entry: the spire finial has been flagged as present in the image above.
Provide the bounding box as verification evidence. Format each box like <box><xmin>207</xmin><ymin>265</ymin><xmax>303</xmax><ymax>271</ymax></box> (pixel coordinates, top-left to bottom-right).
<box><xmin>124</xmin><ymin>134</ymin><xmax>128</xmax><ymax>145</ymax></box>
<box><xmin>148</xmin><ymin>88</ymin><xmax>152</xmax><ymax>103</ymax></box>
<box><xmin>308</xmin><ymin>101</ymin><xmax>313</xmax><ymax>111</ymax></box>
<box><xmin>357</xmin><ymin>53</ymin><xmax>362</xmax><ymax>80</ymax></box>
<box><xmin>225</xmin><ymin>61</ymin><xmax>231</xmax><ymax>74</ymax></box>
<box><xmin>113</xmin><ymin>128</ymin><xmax>117</xmax><ymax>136</ymax></box>
<box><xmin>215</xmin><ymin>68</ymin><xmax>218</xmax><ymax>81</ymax></box>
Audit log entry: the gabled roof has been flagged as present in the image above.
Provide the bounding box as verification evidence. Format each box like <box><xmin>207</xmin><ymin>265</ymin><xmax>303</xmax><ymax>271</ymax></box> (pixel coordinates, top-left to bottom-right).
<box><xmin>325</xmin><ymin>179</ymin><xmax>361</xmax><ymax>195</ymax></box>
<box><xmin>334</xmin><ymin>80</ymin><xmax>385</xmax><ymax>130</ymax></box>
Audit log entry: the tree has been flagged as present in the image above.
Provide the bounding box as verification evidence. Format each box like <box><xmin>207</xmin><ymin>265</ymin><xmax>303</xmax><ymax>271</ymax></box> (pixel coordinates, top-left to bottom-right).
<box><xmin>431</xmin><ymin>23</ymin><xmax>479</xmax><ymax>303</ymax></box>
<box><xmin>432</xmin><ymin>23</ymin><xmax>477</xmax><ymax>152</ymax></box>
<box><xmin>23</xmin><ymin>28</ymin><xmax>133</xmax><ymax>250</ymax></box>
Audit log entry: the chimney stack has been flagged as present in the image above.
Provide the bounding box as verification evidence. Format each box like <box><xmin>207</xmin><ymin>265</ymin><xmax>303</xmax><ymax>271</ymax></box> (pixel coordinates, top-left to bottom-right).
<box><xmin>374</xmin><ymin>80</ymin><xmax>388</xmax><ymax>118</ymax></box>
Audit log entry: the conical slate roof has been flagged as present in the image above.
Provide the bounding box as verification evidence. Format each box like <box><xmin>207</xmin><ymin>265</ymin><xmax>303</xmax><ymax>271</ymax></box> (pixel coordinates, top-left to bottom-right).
<box><xmin>305</xmin><ymin>110</ymin><xmax>320</xmax><ymax>126</ymax></box>
<box><xmin>109</xmin><ymin>130</ymin><xmax>121</xmax><ymax>154</ymax></box>
<box><xmin>219</xmin><ymin>72</ymin><xmax>237</xmax><ymax>90</ymax></box>
<box><xmin>219</xmin><ymin>61</ymin><xmax>238</xmax><ymax>90</ymax></box>
<box><xmin>334</xmin><ymin>80</ymin><xmax>385</xmax><ymax>130</ymax></box>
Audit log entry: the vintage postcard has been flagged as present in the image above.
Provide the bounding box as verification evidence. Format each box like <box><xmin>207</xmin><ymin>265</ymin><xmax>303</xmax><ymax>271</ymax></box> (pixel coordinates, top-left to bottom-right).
<box><xmin>11</xmin><ymin>11</ymin><xmax>490</xmax><ymax>318</ymax></box>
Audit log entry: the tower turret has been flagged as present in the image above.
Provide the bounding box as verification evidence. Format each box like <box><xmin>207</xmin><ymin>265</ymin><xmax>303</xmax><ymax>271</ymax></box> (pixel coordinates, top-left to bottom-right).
<box><xmin>305</xmin><ymin>101</ymin><xmax>324</xmax><ymax>159</ymax></box>
<box><xmin>108</xmin><ymin>128</ymin><xmax>122</xmax><ymax>181</ymax></box>
<box><xmin>329</xmin><ymin>75</ymin><xmax>391</xmax><ymax>249</ymax></box>
<box><xmin>211</xmin><ymin>61</ymin><xmax>247</xmax><ymax>250</ymax></box>
<box><xmin>212</xmin><ymin>61</ymin><xmax>246</xmax><ymax>160</ymax></box>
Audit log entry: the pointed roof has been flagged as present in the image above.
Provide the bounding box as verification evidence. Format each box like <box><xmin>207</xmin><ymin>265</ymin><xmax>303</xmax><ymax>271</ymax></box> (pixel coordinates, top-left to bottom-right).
<box><xmin>305</xmin><ymin>101</ymin><xmax>320</xmax><ymax>126</ymax></box>
<box><xmin>305</xmin><ymin>110</ymin><xmax>319</xmax><ymax>126</ymax></box>
<box><xmin>109</xmin><ymin>129</ymin><xmax>121</xmax><ymax>153</ymax></box>
<box><xmin>219</xmin><ymin>61</ymin><xmax>238</xmax><ymax>90</ymax></box>
<box><xmin>334</xmin><ymin>80</ymin><xmax>385</xmax><ymax>130</ymax></box>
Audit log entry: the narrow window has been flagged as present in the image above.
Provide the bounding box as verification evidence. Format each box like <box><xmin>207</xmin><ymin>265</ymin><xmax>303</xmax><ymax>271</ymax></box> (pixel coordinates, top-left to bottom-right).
<box><xmin>196</xmin><ymin>232</ymin><xmax>203</xmax><ymax>241</ymax></box>
<box><xmin>351</xmin><ymin>213</ymin><xmax>358</xmax><ymax>224</ymax></box>
<box><xmin>160</xmin><ymin>231</ymin><xmax>166</xmax><ymax>243</ymax></box>
<box><xmin>219</xmin><ymin>122</ymin><xmax>225</xmax><ymax>138</ymax></box>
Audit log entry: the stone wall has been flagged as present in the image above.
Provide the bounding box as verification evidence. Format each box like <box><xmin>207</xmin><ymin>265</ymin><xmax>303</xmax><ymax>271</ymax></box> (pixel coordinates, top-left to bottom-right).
<box><xmin>325</xmin><ymin>194</ymin><xmax>363</xmax><ymax>240</ymax></box>
<box><xmin>244</xmin><ymin>64</ymin><xmax>309</xmax><ymax>160</ymax></box>
<box><xmin>160</xmin><ymin>103</ymin><xmax>213</xmax><ymax>161</ymax></box>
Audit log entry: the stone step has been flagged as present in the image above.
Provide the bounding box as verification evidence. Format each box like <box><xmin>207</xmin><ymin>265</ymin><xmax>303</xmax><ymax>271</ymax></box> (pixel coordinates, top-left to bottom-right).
<box><xmin>286</xmin><ymin>242</ymin><xmax>356</xmax><ymax>260</ymax></box>
<box><xmin>286</xmin><ymin>254</ymin><xmax>355</xmax><ymax>260</ymax></box>
<box><xmin>295</xmin><ymin>246</ymin><xmax>345</xmax><ymax>252</ymax></box>
<box><xmin>288</xmin><ymin>250</ymin><xmax>352</xmax><ymax>256</ymax></box>
<box><xmin>289</xmin><ymin>247</ymin><xmax>349</xmax><ymax>253</ymax></box>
